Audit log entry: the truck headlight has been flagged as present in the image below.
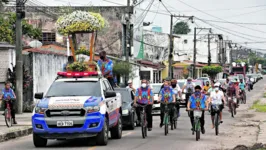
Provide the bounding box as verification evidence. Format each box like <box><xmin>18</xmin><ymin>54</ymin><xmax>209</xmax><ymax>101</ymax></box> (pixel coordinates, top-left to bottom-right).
<box><xmin>122</xmin><ymin>109</ymin><xmax>129</xmax><ymax>115</ymax></box>
<box><xmin>35</xmin><ymin>107</ymin><xmax>47</xmax><ymax>114</ymax></box>
<box><xmin>86</xmin><ymin>106</ymin><xmax>100</xmax><ymax>113</ymax></box>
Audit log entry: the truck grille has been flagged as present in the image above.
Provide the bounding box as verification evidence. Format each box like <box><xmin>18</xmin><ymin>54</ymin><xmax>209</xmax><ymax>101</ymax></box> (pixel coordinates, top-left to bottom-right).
<box><xmin>47</xmin><ymin>124</ymin><xmax>84</xmax><ymax>128</ymax></box>
<box><xmin>45</xmin><ymin>109</ymin><xmax>86</xmax><ymax>117</ymax></box>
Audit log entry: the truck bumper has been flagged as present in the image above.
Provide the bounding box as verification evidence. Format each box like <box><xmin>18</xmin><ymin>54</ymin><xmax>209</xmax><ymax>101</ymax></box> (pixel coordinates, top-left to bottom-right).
<box><xmin>32</xmin><ymin>112</ymin><xmax>105</xmax><ymax>139</ymax></box>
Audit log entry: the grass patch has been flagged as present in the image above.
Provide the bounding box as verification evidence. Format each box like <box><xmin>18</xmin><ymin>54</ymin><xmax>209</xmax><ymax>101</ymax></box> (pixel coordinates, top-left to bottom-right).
<box><xmin>251</xmin><ymin>100</ymin><xmax>266</xmax><ymax>112</ymax></box>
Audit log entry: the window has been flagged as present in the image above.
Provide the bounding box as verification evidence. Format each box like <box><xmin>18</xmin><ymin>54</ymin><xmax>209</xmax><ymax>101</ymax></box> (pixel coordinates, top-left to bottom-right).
<box><xmin>102</xmin><ymin>81</ymin><xmax>107</xmax><ymax>92</ymax></box>
<box><xmin>40</xmin><ymin>32</ymin><xmax>56</xmax><ymax>42</ymax></box>
<box><xmin>45</xmin><ymin>81</ymin><xmax>101</xmax><ymax>97</ymax></box>
<box><xmin>104</xmin><ymin>80</ymin><xmax>112</xmax><ymax>90</ymax></box>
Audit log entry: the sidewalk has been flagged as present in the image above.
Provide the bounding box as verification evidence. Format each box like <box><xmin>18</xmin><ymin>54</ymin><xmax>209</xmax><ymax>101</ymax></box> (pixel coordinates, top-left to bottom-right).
<box><xmin>0</xmin><ymin>112</ymin><xmax>32</xmax><ymax>142</ymax></box>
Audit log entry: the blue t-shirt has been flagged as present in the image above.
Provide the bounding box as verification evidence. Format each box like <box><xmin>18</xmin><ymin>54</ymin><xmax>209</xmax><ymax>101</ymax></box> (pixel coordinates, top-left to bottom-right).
<box><xmin>239</xmin><ymin>82</ymin><xmax>245</xmax><ymax>90</ymax></box>
<box><xmin>135</xmin><ymin>87</ymin><xmax>154</xmax><ymax>104</ymax></box>
<box><xmin>97</xmin><ymin>58</ymin><xmax>113</xmax><ymax>77</ymax></box>
<box><xmin>159</xmin><ymin>87</ymin><xmax>174</xmax><ymax>103</ymax></box>
<box><xmin>189</xmin><ymin>94</ymin><xmax>207</xmax><ymax>109</ymax></box>
<box><xmin>2</xmin><ymin>88</ymin><xmax>15</xmax><ymax>99</ymax></box>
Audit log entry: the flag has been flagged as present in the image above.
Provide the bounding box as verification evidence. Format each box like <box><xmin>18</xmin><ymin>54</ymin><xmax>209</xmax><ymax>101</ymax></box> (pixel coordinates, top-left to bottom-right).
<box><xmin>137</xmin><ymin>32</ymin><xmax>144</xmax><ymax>59</ymax></box>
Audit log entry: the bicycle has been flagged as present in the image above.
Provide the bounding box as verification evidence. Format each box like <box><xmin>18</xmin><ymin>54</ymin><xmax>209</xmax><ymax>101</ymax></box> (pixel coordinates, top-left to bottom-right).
<box><xmin>211</xmin><ymin>103</ymin><xmax>221</xmax><ymax>136</ymax></box>
<box><xmin>239</xmin><ymin>89</ymin><xmax>246</xmax><ymax>104</ymax></box>
<box><xmin>162</xmin><ymin>102</ymin><xmax>176</xmax><ymax>135</ymax></box>
<box><xmin>136</xmin><ymin>104</ymin><xmax>148</xmax><ymax>139</ymax></box>
<box><xmin>3</xmin><ymin>98</ymin><xmax>15</xmax><ymax>127</ymax></box>
<box><xmin>189</xmin><ymin>109</ymin><xmax>204</xmax><ymax>141</ymax></box>
<box><xmin>228</xmin><ymin>96</ymin><xmax>237</xmax><ymax>118</ymax></box>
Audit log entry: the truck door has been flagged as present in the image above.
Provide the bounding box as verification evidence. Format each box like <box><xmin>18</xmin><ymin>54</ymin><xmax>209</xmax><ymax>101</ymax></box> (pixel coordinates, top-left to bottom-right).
<box><xmin>103</xmin><ymin>80</ymin><xmax>117</xmax><ymax>127</ymax></box>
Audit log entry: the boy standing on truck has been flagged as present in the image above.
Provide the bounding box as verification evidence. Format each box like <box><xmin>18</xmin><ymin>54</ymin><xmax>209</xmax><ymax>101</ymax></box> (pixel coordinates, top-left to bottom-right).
<box><xmin>97</xmin><ymin>51</ymin><xmax>114</xmax><ymax>88</ymax></box>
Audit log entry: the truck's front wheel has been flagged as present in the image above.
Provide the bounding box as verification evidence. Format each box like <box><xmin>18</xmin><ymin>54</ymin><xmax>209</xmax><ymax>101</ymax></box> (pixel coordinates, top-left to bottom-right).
<box><xmin>96</xmin><ymin>117</ymin><xmax>108</xmax><ymax>145</ymax></box>
<box><xmin>110</xmin><ymin>114</ymin><xmax>122</xmax><ymax>139</ymax></box>
<box><xmin>33</xmin><ymin>133</ymin><xmax>47</xmax><ymax>147</ymax></box>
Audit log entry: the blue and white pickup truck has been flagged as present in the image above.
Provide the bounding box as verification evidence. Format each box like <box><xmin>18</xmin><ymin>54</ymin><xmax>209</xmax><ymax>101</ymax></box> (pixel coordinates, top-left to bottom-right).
<box><xmin>32</xmin><ymin>71</ymin><xmax>122</xmax><ymax>147</ymax></box>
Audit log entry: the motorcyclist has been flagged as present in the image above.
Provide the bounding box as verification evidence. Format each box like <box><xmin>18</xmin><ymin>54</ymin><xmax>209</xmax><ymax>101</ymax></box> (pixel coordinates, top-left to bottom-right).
<box><xmin>170</xmin><ymin>79</ymin><xmax>182</xmax><ymax>117</ymax></box>
<box><xmin>239</xmin><ymin>79</ymin><xmax>246</xmax><ymax>95</ymax></box>
<box><xmin>182</xmin><ymin>77</ymin><xmax>195</xmax><ymax>106</ymax></box>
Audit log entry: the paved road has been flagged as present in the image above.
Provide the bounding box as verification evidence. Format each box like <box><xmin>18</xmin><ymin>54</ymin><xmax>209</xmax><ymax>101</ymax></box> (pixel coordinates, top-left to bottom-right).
<box><xmin>0</xmin><ymin>79</ymin><xmax>265</xmax><ymax>150</ymax></box>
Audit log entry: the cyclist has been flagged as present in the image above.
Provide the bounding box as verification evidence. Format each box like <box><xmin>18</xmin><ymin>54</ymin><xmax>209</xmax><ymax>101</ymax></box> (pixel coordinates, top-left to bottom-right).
<box><xmin>187</xmin><ymin>85</ymin><xmax>208</xmax><ymax>134</ymax></box>
<box><xmin>159</xmin><ymin>79</ymin><xmax>176</xmax><ymax>128</ymax></box>
<box><xmin>203</xmin><ymin>81</ymin><xmax>211</xmax><ymax>94</ymax></box>
<box><xmin>170</xmin><ymin>79</ymin><xmax>182</xmax><ymax>117</ymax></box>
<box><xmin>209</xmin><ymin>83</ymin><xmax>226</xmax><ymax>129</ymax></box>
<box><xmin>207</xmin><ymin>81</ymin><xmax>216</xmax><ymax>95</ymax></box>
<box><xmin>0</xmin><ymin>81</ymin><xmax>17</xmax><ymax>124</ymax></box>
<box><xmin>134</xmin><ymin>79</ymin><xmax>154</xmax><ymax>131</ymax></box>
<box><xmin>182</xmin><ymin>77</ymin><xmax>195</xmax><ymax>106</ymax></box>
<box><xmin>239</xmin><ymin>79</ymin><xmax>246</xmax><ymax>95</ymax></box>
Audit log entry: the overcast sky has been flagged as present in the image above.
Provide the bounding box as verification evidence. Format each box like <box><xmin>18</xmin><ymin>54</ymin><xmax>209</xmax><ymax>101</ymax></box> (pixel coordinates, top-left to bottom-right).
<box><xmin>28</xmin><ymin>0</ymin><xmax>266</xmax><ymax>53</ymax></box>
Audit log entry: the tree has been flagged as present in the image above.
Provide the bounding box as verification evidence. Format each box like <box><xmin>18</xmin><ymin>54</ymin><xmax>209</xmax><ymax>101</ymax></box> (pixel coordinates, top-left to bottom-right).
<box><xmin>173</xmin><ymin>21</ymin><xmax>191</xmax><ymax>34</ymax></box>
<box><xmin>0</xmin><ymin>13</ymin><xmax>41</xmax><ymax>44</ymax></box>
<box><xmin>202</xmin><ymin>65</ymin><xmax>222</xmax><ymax>80</ymax></box>
<box><xmin>0</xmin><ymin>0</ymin><xmax>9</xmax><ymax>10</ymax></box>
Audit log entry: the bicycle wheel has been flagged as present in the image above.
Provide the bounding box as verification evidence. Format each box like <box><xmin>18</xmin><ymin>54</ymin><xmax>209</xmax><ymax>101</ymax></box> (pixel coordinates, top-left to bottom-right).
<box><xmin>243</xmin><ymin>93</ymin><xmax>246</xmax><ymax>104</ymax></box>
<box><xmin>195</xmin><ymin>119</ymin><xmax>200</xmax><ymax>141</ymax></box>
<box><xmin>5</xmin><ymin>109</ymin><xmax>12</xmax><ymax>127</ymax></box>
<box><xmin>174</xmin><ymin>117</ymin><xmax>177</xmax><ymax>129</ymax></box>
<box><xmin>230</xmin><ymin>102</ymin><xmax>234</xmax><ymax>118</ymax></box>
<box><xmin>164</xmin><ymin>113</ymin><xmax>168</xmax><ymax>136</ymax></box>
<box><xmin>215</xmin><ymin>113</ymin><xmax>219</xmax><ymax>136</ymax></box>
<box><xmin>141</xmin><ymin>114</ymin><xmax>145</xmax><ymax>139</ymax></box>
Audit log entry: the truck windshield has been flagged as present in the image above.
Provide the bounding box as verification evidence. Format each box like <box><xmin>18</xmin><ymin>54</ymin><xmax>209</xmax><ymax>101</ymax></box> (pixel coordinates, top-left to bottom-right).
<box><xmin>45</xmin><ymin>81</ymin><xmax>101</xmax><ymax>97</ymax></box>
<box><xmin>232</xmin><ymin>67</ymin><xmax>244</xmax><ymax>73</ymax></box>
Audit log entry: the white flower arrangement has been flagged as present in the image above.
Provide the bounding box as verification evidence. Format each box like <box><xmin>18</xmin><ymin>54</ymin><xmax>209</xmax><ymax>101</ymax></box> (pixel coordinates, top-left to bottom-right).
<box><xmin>56</xmin><ymin>10</ymin><xmax>106</xmax><ymax>35</ymax></box>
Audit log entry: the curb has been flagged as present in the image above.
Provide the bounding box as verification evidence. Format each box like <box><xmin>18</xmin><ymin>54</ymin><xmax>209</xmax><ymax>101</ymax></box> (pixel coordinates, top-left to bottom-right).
<box><xmin>0</xmin><ymin>126</ymin><xmax>32</xmax><ymax>142</ymax></box>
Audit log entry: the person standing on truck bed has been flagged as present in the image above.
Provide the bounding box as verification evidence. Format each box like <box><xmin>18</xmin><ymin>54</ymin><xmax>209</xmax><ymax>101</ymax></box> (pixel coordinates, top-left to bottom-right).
<box><xmin>97</xmin><ymin>51</ymin><xmax>114</xmax><ymax>88</ymax></box>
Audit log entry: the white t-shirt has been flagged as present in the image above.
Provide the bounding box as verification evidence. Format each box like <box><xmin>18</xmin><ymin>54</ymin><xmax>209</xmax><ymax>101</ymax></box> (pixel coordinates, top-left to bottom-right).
<box><xmin>172</xmin><ymin>85</ymin><xmax>181</xmax><ymax>95</ymax></box>
<box><xmin>184</xmin><ymin>82</ymin><xmax>195</xmax><ymax>93</ymax></box>
<box><xmin>210</xmin><ymin>90</ymin><xmax>224</xmax><ymax>105</ymax></box>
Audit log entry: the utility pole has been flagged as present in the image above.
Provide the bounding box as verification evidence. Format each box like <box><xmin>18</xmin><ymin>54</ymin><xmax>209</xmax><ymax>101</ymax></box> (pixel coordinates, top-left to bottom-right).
<box><xmin>207</xmin><ymin>34</ymin><xmax>211</xmax><ymax>66</ymax></box>
<box><xmin>16</xmin><ymin>0</ymin><xmax>25</xmax><ymax>114</ymax></box>
<box><xmin>168</xmin><ymin>14</ymin><xmax>193</xmax><ymax>79</ymax></box>
<box><xmin>168</xmin><ymin>15</ymin><xmax>173</xmax><ymax>78</ymax></box>
<box><xmin>125</xmin><ymin>0</ymin><xmax>131</xmax><ymax>62</ymax></box>
<box><xmin>193</xmin><ymin>27</ymin><xmax>211</xmax><ymax>79</ymax></box>
<box><xmin>193</xmin><ymin>27</ymin><xmax>197</xmax><ymax>79</ymax></box>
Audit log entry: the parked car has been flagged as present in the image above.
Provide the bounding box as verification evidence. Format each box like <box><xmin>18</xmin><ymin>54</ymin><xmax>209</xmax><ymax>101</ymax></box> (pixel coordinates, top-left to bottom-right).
<box><xmin>247</xmin><ymin>74</ymin><xmax>258</xmax><ymax>83</ymax></box>
<box><xmin>115</xmin><ymin>88</ymin><xmax>137</xmax><ymax>130</ymax></box>
<box><xmin>197</xmin><ymin>77</ymin><xmax>210</xmax><ymax>85</ymax></box>
<box><xmin>192</xmin><ymin>80</ymin><xmax>204</xmax><ymax>88</ymax></box>
<box><xmin>150</xmin><ymin>83</ymin><xmax>163</xmax><ymax>115</ymax></box>
<box><xmin>257</xmin><ymin>73</ymin><xmax>263</xmax><ymax>80</ymax></box>
<box><xmin>228</xmin><ymin>75</ymin><xmax>240</xmax><ymax>82</ymax></box>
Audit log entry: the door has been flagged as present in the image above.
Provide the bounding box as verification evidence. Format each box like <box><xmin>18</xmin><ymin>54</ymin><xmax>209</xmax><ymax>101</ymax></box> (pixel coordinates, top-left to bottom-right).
<box><xmin>104</xmin><ymin>80</ymin><xmax>118</xmax><ymax>127</ymax></box>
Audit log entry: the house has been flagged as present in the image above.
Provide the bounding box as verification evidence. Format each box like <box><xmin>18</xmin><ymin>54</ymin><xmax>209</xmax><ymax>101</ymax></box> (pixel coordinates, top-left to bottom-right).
<box><xmin>173</xmin><ymin>60</ymin><xmax>206</xmax><ymax>79</ymax></box>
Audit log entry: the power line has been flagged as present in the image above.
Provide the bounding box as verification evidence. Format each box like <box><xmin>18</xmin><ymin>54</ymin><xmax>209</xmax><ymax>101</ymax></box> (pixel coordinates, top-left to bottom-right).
<box><xmin>151</xmin><ymin>1</ymin><xmax>160</xmax><ymax>23</ymax></box>
<box><xmin>176</xmin><ymin>0</ymin><xmax>266</xmax><ymax>34</ymax></box>
<box><xmin>159</xmin><ymin>0</ymin><xmax>173</xmax><ymax>15</ymax></box>
<box><xmin>197</xmin><ymin>18</ymin><xmax>266</xmax><ymax>26</ymax></box>
<box><xmin>135</xmin><ymin>0</ymin><xmax>154</xmax><ymax>30</ymax></box>
<box><xmin>226</xmin><ymin>7</ymin><xmax>266</xmax><ymax>19</ymax></box>
<box><xmin>196</xmin><ymin>17</ymin><xmax>266</xmax><ymax>40</ymax></box>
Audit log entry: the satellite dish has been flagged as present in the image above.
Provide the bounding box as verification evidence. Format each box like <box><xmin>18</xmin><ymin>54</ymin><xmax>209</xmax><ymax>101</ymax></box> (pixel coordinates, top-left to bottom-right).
<box><xmin>29</xmin><ymin>40</ymin><xmax>43</xmax><ymax>48</ymax></box>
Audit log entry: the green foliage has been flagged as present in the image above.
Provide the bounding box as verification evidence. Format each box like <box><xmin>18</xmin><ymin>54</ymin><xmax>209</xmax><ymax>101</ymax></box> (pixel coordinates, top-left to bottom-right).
<box><xmin>173</xmin><ymin>21</ymin><xmax>191</xmax><ymax>34</ymax></box>
<box><xmin>0</xmin><ymin>13</ymin><xmax>41</xmax><ymax>44</ymax></box>
<box><xmin>67</xmin><ymin>61</ymin><xmax>88</xmax><ymax>72</ymax></box>
<box><xmin>250</xmin><ymin>100</ymin><xmax>266</xmax><ymax>112</ymax></box>
<box><xmin>202</xmin><ymin>65</ymin><xmax>222</xmax><ymax>79</ymax></box>
<box><xmin>113</xmin><ymin>61</ymin><xmax>132</xmax><ymax>77</ymax></box>
<box><xmin>75</xmin><ymin>46</ymin><xmax>90</xmax><ymax>56</ymax></box>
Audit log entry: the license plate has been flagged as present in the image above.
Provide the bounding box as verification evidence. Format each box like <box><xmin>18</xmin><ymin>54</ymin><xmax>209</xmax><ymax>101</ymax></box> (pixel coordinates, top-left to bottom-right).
<box><xmin>57</xmin><ymin>121</ymin><xmax>73</xmax><ymax>127</ymax></box>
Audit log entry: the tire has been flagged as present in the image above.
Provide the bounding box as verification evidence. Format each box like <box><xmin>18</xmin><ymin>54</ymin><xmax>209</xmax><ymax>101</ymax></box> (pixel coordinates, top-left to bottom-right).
<box><xmin>164</xmin><ymin>114</ymin><xmax>168</xmax><ymax>136</ymax></box>
<box><xmin>243</xmin><ymin>94</ymin><xmax>246</xmax><ymax>104</ymax></box>
<box><xmin>4</xmin><ymin>109</ymin><xmax>12</xmax><ymax>127</ymax></box>
<box><xmin>141</xmin><ymin>114</ymin><xmax>146</xmax><ymax>139</ymax></box>
<box><xmin>215</xmin><ymin>113</ymin><xmax>219</xmax><ymax>136</ymax></box>
<box><xmin>96</xmin><ymin>117</ymin><xmax>108</xmax><ymax>145</ymax></box>
<box><xmin>110</xmin><ymin>114</ymin><xmax>122</xmax><ymax>139</ymax></box>
<box><xmin>174</xmin><ymin>118</ymin><xmax>177</xmax><ymax>129</ymax></box>
<box><xmin>129</xmin><ymin>114</ymin><xmax>135</xmax><ymax>130</ymax></box>
<box><xmin>33</xmin><ymin>133</ymin><xmax>47</xmax><ymax>147</ymax></box>
<box><xmin>196</xmin><ymin>130</ymin><xmax>200</xmax><ymax>141</ymax></box>
<box><xmin>231</xmin><ymin>102</ymin><xmax>234</xmax><ymax>118</ymax></box>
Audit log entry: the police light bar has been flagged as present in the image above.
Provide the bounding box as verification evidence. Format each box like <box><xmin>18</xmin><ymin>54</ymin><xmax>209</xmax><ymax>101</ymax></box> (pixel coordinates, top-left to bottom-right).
<box><xmin>57</xmin><ymin>71</ymin><xmax>98</xmax><ymax>77</ymax></box>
